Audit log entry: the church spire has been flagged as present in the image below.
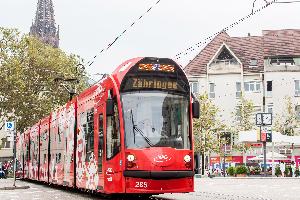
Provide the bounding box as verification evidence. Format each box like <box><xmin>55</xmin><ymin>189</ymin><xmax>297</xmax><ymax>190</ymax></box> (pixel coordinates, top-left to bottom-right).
<box><xmin>30</xmin><ymin>0</ymin><xmax>59</xmax><ymax>48</ymax></box>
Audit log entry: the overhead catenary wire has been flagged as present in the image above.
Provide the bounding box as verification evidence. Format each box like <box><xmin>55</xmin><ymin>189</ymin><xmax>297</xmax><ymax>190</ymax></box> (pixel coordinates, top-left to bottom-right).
<box><xmin>174</xmin><ymin>0</ymin><xmax>279</xmax><ymax>61</ymax></box>
<box><xmin>86</xmin><ymin>0</ymin><xmax>162</xmax><ymax>68</ymax></box>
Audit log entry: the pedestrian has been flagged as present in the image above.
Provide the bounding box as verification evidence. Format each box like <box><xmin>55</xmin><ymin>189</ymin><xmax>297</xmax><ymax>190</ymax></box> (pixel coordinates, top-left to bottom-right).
<box><xmin>280</xmin><ymin>161</ymin><xmax>285</xmax><ymax>177</ymax></box>
<box><xmin>291</xmin><ymin>161</ymin><xmax>296</xmax><ymax>177</ymax></box>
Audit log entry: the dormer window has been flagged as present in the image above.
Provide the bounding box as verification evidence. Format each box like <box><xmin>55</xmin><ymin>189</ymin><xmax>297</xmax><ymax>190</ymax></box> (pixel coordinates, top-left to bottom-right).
<box><xmin>270</xmin><ymin>57</ymin><xmax>295</xmax><ymax>66</ymax></box>
<box><xmin>249</xmin><ymin>58</ymin><xmax>258</xmax><ymax>67</ymax></box>
<box><xmin>217</xmin><ymin>48</ymin><xmax>233</xmax><ymax>60</ymax></box>
<box><xmin>212</xmin><ymin>46</ymin><xmax>238</xmax><ymax>65</ymax></box>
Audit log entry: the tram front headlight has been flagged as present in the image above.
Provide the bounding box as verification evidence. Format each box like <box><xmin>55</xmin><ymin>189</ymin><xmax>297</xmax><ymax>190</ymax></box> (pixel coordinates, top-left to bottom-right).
<box><xmin>126</xmin><ymin>154</ymin><xmax>136</xmax><ymax>168</ymax></box>
<box><xmin>127</xmin><ymin>154</ymin><xmax>135</xmax><ymax>162</ymax></box>
<box><xmin>184</xmin><ymin>155</ymin><xmax>191</xmax><ymax>163</ymax></box>
<box><xmin>184</xmin><ymin>154</ymin><xmax>192</xmax><ymax>169</ymax></box>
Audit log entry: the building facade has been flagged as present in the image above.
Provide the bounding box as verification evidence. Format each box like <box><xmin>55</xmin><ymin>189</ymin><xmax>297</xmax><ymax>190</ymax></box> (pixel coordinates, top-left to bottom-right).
<box><xmin>0</xmin><ymin>121</ymin><xmax>14</xmax><ymax>163</ymax></box>
<box><xmin>30</xmin><ymin>0</ymin><xmax>59</xmax><ymax>48</ymax></box>
<box><xmin>185</xmin><ymin>29</ymin><xmax>300</xmax><ymax>168</ymax></box>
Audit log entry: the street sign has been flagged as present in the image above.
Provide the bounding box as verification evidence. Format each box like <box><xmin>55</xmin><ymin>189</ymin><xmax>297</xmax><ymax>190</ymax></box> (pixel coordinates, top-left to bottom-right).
<box><xmin>5</xmin><ymin>121</ymin><xmax>15</xmax><ymax>131</ymax></box>
<box><xmin>260</xmin><ymin>127</ymin><xmax>272</xmax><ymax>142</ymax></box>
<box><xmin>261</xmin><ymin>130</ymin><xmax>267</xmax><ymax>142</ymax></box>
<box><xmin>266</xmin><ymin>129</ymin><xmax>272</xmax><ymax>142</ymax></box>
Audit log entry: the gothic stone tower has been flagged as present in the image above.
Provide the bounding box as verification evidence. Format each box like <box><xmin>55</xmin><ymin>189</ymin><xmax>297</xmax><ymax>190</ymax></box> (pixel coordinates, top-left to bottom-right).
<box><xmin>30</xmin><ymin>0</ymin><xmax>59</xmax><ymax>48</ymax></box>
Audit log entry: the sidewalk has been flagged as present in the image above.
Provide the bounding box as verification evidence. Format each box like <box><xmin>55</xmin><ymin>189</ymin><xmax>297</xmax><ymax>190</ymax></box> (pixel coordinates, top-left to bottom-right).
<box><xmin>195</xmin><ymin>174</ymin><xmax>300</xmax><ymax>179</ymax></box>
<box><xmin>0</xmin><ymin>178</ymin><xmax>30</xmax><ymax>190</ymax></box>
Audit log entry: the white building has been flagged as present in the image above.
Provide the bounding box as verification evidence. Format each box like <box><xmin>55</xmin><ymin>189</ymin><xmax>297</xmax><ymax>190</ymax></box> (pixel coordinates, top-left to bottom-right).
<box><xmin>185</xmin><ymin>29</ymin><xmax>300</xmax><ymax>167</ymax></box>
<box><xmin>185</xmin><ymin>29</ymin><xmax>300</xmax><ymax>133</ymax></box>
<box><xmin>0</xmin><ymin>124</ymin><xmax>13</xmax><ymax>162</ymax></box>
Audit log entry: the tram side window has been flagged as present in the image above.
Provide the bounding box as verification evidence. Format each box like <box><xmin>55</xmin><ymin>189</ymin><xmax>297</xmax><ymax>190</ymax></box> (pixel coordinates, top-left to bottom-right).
<box><xmin>106</xmin><ymin>99</ymin><xmax>121</xmax><ymax>160</ymax></box>
<box><xmin>58</xmin><ymin>127</ymin><xmax>62</xmax><ymax>143</ymax></box>
<box><xmin>26</xmin><ymin>145</ymin><xmax>30</xmax><ymax>160</ymax></box>
<box><xmin>98</xmin><ymin>114</ymin><xmax>104</xmax><ymax>173</ymax></box>
<box><xmin>83</xmin><ymin>109</ymin><xmax>94</xmax><ymax>162</ymax></box>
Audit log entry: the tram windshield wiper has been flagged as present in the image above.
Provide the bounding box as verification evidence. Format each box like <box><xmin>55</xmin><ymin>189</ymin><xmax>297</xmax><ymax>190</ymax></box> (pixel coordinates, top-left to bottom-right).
<box><xmin>130</xmin><ymin>109</ymin><xmax>153</xmax><ymax>147</ymax></box>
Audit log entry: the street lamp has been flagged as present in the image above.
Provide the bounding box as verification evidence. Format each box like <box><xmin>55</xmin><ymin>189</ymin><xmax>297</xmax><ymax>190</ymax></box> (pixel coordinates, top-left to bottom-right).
<box><xmin>54</xmin><ymin>77</ymin><xmax>79</xmax><ymax>101</ymax></box>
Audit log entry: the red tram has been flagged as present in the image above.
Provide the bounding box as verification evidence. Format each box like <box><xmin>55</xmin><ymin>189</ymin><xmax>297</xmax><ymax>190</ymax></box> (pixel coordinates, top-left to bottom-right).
<box><xmin>16</xmin><ymin>57</ymin><xmax>199</xmax><ymax>195</ymax></box>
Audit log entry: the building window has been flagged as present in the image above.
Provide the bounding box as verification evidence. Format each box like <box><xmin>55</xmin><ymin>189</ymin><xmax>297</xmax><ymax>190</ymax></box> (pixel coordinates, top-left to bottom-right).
<box><xmin>296</xmin><ymin>105</ymin><xmax>300</xmax><ymax>120</ymax></box>
<box><xmin>249</xmin><ymin>58</ymin><xmax>258</xmax><ymax>67</ymax></box>
<box><xmin>267</xmin><ymin>81</ymin><xmax>272</xmax><ymax>97</ymax></box>
<box><xmin>236</xmin><ymin>82</ymin><xmax>241</xmax><ymax>98</ymax></box>
<box><xmin>189</xmin><ymin>81</ymin><xmax>199</xmax><ymax>95</ymax></box>
<box><xmin>267</xmin><ymin>104</ymin><xmax>273</xmax><ymax>114</ymax></box>
<box><xmin>295</xmin><ymin>80</ymin><xmax>300</xmax><ymax>97</ymax></box>
<box><xmin>270</xmin><ymin>57</ymin><xmax>295</xmax><ymax>66</ymax></box>
<box><xmin>209</xmin><ymin>83</ymin><xmax>215</xmax><ymax>98</ymax></box>
<box><xmin>244</xmin><ymin>81</ymin><xmax>260</xmax><ymax>92</ymax></box>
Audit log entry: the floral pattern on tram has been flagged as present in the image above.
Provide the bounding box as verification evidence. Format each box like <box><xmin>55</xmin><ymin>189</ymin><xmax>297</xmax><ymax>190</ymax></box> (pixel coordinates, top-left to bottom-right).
<box><xmin>49</xmin><ymin>110</ymin><xmax>57</xmax><ymax>182</ymax></box>
<box><xmin>86</xmin><ymin>152</ymin><xmax>99</xmax><ymax>190</ymax></box>
<box><xmin>29</xmin><ymin>124</ymin><xmax>39</xmax><ymax>180</ymax></box>
<box><xmin>63</xmin><ymin>103</ymin><xmax>76</xmax><ymax>185</ymax></box>
<box><xmin>76</xmin><ymin>123</ymin><xmax>85</xmax><ymax>184</ymax></box>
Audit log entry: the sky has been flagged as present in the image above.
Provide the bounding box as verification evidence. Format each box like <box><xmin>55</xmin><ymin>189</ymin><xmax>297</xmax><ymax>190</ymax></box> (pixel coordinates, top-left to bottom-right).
<box><xmin>1</xmin><ymin>0</ymin><xmax>300</xmax><ymax>79</ymax></box>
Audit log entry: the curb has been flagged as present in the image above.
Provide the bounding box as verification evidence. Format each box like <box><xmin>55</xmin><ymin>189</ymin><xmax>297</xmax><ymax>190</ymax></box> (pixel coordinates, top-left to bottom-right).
<box><xmin>0</xmin><ymin>186</ymin><xmax>30</xmax><ymax>190</ymax></box>
<box><xmin>194</xmin><ymin>175</ymin><xmax>300</xmax><ymax>179</ymax></box>
<box><xmin>211</xmin><ymin>177</ymin><xmax>300</xmax><ymax>179</ymax></box>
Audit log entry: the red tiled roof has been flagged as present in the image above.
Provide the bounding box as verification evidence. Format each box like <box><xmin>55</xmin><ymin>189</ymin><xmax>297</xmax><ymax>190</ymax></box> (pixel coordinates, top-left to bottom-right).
<box><xmin>184</xmin><ymin>32</ymin><xmax>230</xmax><ymax>76</ymax></box>
<box><xmin>263</xmin><ymin>29</ymin><xmax>300</xmax><ymax>57</ymax></box>
<box><xmin>228</xmin><ymin>36</ymin><xmax>264</xmax><ymax>73</ymax></box>
<box><xmin>184</xmin><ymin>29</ymin><xmax>300</xmax><ymax>75</ymax></box>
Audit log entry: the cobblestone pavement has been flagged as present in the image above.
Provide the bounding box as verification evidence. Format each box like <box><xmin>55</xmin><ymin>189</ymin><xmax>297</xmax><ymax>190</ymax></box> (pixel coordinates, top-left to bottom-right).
<box><xmin>159</xmin><ymin>178</ymin><xmax>300</xmax><ymax>200</ymax></box>
<box><xmin>0</xmin><ymin>178</ymin><xmax>299</xmax><ymax>200</ymax></box>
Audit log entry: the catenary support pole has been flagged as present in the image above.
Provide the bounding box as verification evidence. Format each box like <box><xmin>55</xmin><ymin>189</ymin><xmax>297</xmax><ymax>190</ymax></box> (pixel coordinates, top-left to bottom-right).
<box><xmin>13</xmin><ymin>130</ymin><xmax>17</xmax><ymax>187</ymax></box>
<box><xmin>263</xmin><ymin>141</ymin><xmax>267</xmax><ymax>176</ymax></box>
<box><xmin>262</xmin><ymin>73</ymin><xmax>267</xmax><ymax>177</ymax></box>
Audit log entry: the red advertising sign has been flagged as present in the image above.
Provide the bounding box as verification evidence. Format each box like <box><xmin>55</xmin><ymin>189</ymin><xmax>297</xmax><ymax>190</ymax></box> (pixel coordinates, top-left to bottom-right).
<box><xmin>210</xmin><ymin>157</ymin><xmax>220</xmax><ymax>164</ymax></box>
<box><xmin>261</xmin><ymin>130</ymin><xmax>267</xmax><ymax>142</ymax></box>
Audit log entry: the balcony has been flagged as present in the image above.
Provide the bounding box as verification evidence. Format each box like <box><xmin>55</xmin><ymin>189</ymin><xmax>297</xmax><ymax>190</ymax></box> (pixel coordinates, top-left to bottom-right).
<box><xmin>208</xmin><ymin>59</ymin><xmax>241</xmax><ymax>74</ymax></box>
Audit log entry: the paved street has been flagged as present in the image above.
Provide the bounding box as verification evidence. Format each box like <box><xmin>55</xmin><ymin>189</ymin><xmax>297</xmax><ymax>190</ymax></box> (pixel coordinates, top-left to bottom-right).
<box><xmin>0</xmin><ymin>178</ymin><xmax>299</xmax><ymax>200</ymax></box>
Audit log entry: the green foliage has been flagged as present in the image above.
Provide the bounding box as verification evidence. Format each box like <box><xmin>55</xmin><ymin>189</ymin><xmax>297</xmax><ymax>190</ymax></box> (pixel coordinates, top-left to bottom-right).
<box><xmin>235</xmin><ymin>165</ymin><xmax>248</xmax><ymax>174</ymax></box>
<box><xmin>227</xmin><ymin>166</ymin><xmax>235</xmax><ymax>176</ymax></box>
<box><xmin>193</xmin><ymin>93</ymin><xmax>226</xmax><ymax>154</ymax></box>
<box><xmin>252</xmin><ymin>166</ymin><xmax>261</xmax><ymax>175</ymax></box>
<box><xmin>296</xmin><ymin>168</ymin><xmax>299</xmax><ymax>177</ymax></box>
<box><xmin>0</xmin><ymin>27</ymin><xmax>88</xmax><ymax>132</ymax></box>
<box><xmin>275</xmin><ymin>166</ymin><xmax>281</xmax><ymax>177</ymax></box>
<box><xmin>274</xmin><ymin>96</ymin><xmax>300</xmax><ymax>136</ymax></box>
<box><xmin>231</xmin><ymin>94</ymin><xmax>254</xmax><ymax>152</ymax></box>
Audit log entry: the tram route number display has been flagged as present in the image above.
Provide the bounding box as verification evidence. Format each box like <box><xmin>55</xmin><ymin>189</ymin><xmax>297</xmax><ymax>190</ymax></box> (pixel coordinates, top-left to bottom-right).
<box><xmin>135</xmin><ymin>181</ymin><xmax>148</xmax><ymax>188</ymax></box>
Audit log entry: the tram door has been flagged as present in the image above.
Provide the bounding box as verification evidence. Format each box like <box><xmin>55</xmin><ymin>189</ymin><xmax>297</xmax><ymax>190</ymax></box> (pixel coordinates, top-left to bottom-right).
<box><xmin>103</xmin><ymin>97</ymin><xmax>123</xmax><ymax>193</ymax></box>
<box><xmin>95</xmin><ymin>104</ymin><xmax>104</xmax><ymax>191</ymax></box>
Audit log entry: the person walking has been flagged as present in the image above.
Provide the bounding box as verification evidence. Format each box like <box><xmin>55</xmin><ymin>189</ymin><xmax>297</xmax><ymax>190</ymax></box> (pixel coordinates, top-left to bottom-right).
<box><xmin>280</xmin><ymin>161</ymin><xmax>286</xmax><ymax>177</ymax></box>
<box><xmin>291</xmin><ymin>161</ymin><xmax>296</xmax><ymax>177</ymax></box>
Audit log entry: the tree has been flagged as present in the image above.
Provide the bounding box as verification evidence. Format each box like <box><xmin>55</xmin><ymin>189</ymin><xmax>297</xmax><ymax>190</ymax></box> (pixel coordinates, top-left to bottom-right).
<box><xmin>0</xmin><ymin>27</ymin><xmax>88</xmax><ymax>132</ymax></box>
<box><xmin>274</xmin><ymin>96</ymin><xmax>299</xmax><ymax>136</ymax></box>
<box><xmin>231</xmin><ymin>94</ymin><xmax>254</xmax><ymax>152</ymax></box>
<box><xmin>193</xmin><ymin>93</ymin><xmax>226</xmax><ymax>155</ymax></box>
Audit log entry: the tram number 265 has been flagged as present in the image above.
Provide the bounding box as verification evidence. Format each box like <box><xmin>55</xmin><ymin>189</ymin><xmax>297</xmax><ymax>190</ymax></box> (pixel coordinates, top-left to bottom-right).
<box><xmin>135</xmin><ymin>181</ymin><xmax>148</xmax><ymax>188</ymax></box>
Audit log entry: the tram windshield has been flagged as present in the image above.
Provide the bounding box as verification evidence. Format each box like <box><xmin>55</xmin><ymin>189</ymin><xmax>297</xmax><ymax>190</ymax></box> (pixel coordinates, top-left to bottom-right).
<box><xmin>122</xmin><ymin>92</ymin><xmax>191</xmax><ymax>149</ymax></box>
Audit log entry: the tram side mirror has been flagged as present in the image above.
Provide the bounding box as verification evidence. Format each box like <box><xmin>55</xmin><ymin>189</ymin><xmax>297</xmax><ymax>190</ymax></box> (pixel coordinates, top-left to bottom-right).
<box><xmin>106</xmin><ymin>99</ymin><xmax>114</xmax><ymax>116</ymax></box>
<box><xmin>192</xmin><ymin>101</ymin><xmax>200</xmax><ymax>118</ymax></box>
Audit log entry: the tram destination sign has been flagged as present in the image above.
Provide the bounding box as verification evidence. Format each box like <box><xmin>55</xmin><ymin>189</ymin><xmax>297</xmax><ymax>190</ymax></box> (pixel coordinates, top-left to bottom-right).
<box><xmin>122</xmin><ymin>77</ymin><xmax>186</xmax><ymax>93</ymax></box>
